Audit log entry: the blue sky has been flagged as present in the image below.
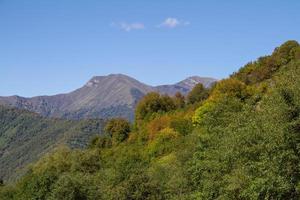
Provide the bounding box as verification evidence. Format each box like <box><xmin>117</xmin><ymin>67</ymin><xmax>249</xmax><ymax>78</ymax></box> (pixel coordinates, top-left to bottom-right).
<box><xmin>1</xmin><ymin>0</ymin><xmax>300</xmax><ymax>97</ymax></box>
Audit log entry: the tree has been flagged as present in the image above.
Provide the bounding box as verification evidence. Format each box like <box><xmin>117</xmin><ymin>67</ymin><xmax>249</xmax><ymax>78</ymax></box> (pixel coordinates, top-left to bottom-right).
<box><xmin>211</xmin><ymin>78</ymin><xmax>249</xmax><ymax>100</ymax></box>
<box><xmin>88</xmin><ymin>135</ymin><xmax>112</xmax><ymax>149</ymax></box>
<box><xmin>187</xmin><ymin>83</ymin><xmax>209</xmax><ymax>104</ymax></box>
<box><xmin>135</xmin><ymin>92</ymin><xmax>176</xmax><ymax>122</ymax></box>
<box><xmin>17</xmin><ymin>170</ymin><xmax>58</xmax><ymax>200</ymax></box>
<box><xmin>233</xmin><ymin>40</ymin><xmax>300</xmax><ymax>84</ymax></box>
<box><xmin>105</xmin><ymin>118</ymin><xmax>131</xmax><ymax>145</ymax></box>
<box><xmin>173</xmin><ymin>92</ymin><xmax>185</xmax><ymax>108</ymax></box>
<box><xmin>190</xmin><ymin>62</ymin><xmax>300</xmax><ymax>199</ymax></box>
<box><xmin>47</xmin><ymin>173</ymin><xmax>102</xmax><ymax>200</ymax></box>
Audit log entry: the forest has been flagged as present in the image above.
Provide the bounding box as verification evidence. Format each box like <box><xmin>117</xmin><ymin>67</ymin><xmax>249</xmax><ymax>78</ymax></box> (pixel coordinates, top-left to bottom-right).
<box><xmin>0</xmin><ymin>40</ymin><xmax>300</xmax><ymax>199</ymax></box>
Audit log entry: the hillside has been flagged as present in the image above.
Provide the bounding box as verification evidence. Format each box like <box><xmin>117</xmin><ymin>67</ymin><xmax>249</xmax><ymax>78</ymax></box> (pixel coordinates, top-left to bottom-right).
<box><xmin>0</xmin><ymin>41</ymin><xmax>299</xmax><ymax>199</ymax></box>
<box><xmin>0</xmin><ymin>106</ymin><xmax>105</xmax><ymax>182</ymax></box>
<box><xmin>0</xmin><ymin>75</ymin><xmax>216</xmax><ymax>120</ymax></box>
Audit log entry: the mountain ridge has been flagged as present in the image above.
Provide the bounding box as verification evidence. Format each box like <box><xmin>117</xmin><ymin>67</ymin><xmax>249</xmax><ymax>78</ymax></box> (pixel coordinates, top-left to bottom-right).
<box><xmin>0</xmin><ymin>74</ymin><xmax>217</xmax><ymax>120</ymax></box>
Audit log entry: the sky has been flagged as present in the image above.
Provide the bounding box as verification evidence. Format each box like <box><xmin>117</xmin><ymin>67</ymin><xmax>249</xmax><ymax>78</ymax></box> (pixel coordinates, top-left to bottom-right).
<box><xmin>0</xmin><ymin>0</ymin><xmax>300</xmax><ymax>97</ymax></box>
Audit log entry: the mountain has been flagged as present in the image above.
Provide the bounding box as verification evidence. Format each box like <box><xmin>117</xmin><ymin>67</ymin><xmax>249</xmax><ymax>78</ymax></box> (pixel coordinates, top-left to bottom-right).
<box><xmin>0</xmin><ymin>105</ymin><xmax>105</xmax><ymax>182</ymax></box>
<box><xmin>0</xmin><ymin>75</ymin><xmax>216</xmax><ymax>182</ymax></box>
<box><xmin>155</xmin><ymin>76</ymin><xmax>217</xmax><ymax>96</ymax></box>
<box><xmin>1</xmin><ymin>41</ymin><xmax>299</xmax><ymax>199</ymax></box>
<box><xmin>0</xmin><ymin>75</ymin><xmax>216</xmax><ymax>120</ymax></box>
<box><xmin>0</xmin><ymin>74</ymin><xmax>216</xmax><ymax>182</ymax></box>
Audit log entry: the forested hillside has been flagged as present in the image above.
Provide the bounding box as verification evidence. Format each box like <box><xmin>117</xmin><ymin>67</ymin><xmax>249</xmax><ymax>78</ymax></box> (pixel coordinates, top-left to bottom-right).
<box><xmin>1</xmin><ymin>41</ymin><xmax>300</xmax><ymax>199</ymax></box>
<box><xmin>0</xmin><ymin>106</ymin><xmax>104</xmax><ymax>182</ymax></box>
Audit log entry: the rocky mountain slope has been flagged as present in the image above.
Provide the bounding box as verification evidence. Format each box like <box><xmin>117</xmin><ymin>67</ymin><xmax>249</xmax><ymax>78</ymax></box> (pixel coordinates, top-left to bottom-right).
<box><xmin>0</xmin><ymin>74</ymin><xmax>216</xmax><ymax>120</ymax></box>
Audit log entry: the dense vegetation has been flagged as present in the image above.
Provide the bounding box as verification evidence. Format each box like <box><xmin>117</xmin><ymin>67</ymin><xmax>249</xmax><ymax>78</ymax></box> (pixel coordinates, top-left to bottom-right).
<box><xmin>1</xmin><ymin>41</ymin><xmax>300</xmax><ymax>199</ymax></box>
<box><xmin>0</xmin><ymin>107</ymin><xmax>104</xmax><ymax>182</ymax></box>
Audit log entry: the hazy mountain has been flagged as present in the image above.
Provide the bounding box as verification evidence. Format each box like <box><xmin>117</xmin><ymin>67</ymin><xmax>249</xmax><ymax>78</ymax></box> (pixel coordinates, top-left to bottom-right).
<box><xmin>0</xmin><ymin>74</ymin><xmax>216</xmax><ymax>120</ymax></box>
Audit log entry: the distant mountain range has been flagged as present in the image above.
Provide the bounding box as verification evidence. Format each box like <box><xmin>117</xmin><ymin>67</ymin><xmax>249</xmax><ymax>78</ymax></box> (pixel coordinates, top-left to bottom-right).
<box><xmin>0</xmin><ymin>74</ymin><xmax>217</xmax><ymax>120</ymax></box>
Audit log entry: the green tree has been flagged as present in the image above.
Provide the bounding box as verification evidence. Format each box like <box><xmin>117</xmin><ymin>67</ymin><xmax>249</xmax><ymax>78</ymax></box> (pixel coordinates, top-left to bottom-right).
<box><xmin>17</xmin><ymin>170</ymin><xmax>58</xmax><ymax>200</ymax></box>
<box><xmin>190</xmin><ymin>62</ymin><xmax>300</xmax><ymax>199</ymax></box>
<box><xmin>48</xmin><ymin>174</ymin><xmax>101</xmax><ymax>200</ymax></box>
<box><xmin>105</xmin><ymin>118</ymin><xmax>131</xmax><ymax>145</ymax></box>
<box><xmin>173</xmin><ymin>92</ymin><xmax>185</xmax><ymax>108</ymax></box>
<box><xmin>233</xmin><ymin>40</ymin><xmax>300</xmax><ymax>84</ymax></box>
<box><xmin>212</xmin><ymin>78</ymin><xmax>249</xmax><ymax>100</ymax></box>
<box><xmin>187</xmin><ymin>83</ymin><xmax>209</xmax><ymax>104</ymax></box>
<box><xmin>0</xmin><ymin>185</ymin><xmax>16</xmax><ymax>200</ymax></box>
<box><xmin>88</xmin><ymin>135</ymin><xmax>112</xmax><ymax>149</ymax></box>
<box><xmin>135</xmin><ymin>92</ymin><xmax>176</xmax><ymax>122</ymax></box>
<box><xmin>170</xmin><ymin>117</ymin><xmax>193</xmax><ymax>136</ymax></box>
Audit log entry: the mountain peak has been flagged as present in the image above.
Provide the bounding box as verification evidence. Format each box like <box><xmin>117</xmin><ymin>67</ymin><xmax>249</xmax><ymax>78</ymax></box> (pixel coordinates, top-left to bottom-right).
<box><xmin>85</xmin><ymin>77</ymin><xmax>102</xmax><ymax>87</ymax></box>
<box><xmin>85</xmin><ymin>74</ymin><xmax>134</xmax><ymax>87</ymax></box>
<box><xmin>0</xmin><ymin>74</ymin><xmax>216</xmax><ymax>120</ymax></box>
<box><xmin>107</xmin><ymin>73</ymin><xmax>129</xmax><ymax>77</ymax></box>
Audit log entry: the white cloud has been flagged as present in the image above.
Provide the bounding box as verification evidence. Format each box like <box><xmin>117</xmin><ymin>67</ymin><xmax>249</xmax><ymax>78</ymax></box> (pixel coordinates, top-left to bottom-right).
<box><xmin>111</xmin><ymin>22</ymin><xmax>145</xmax><ymax>32</ymax></box>
<box><xmin>158</xmin><ymin>18</ymin><xmax>190</xmax><ymax>28</ymax></box>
